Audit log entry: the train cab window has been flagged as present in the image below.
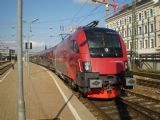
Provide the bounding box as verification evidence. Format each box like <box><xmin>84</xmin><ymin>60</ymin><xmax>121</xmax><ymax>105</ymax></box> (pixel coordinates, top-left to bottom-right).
<box><xmin>85</xmin><ymin>28</ymin><xmax>122</xmax><ymax>57</ymax></box>
<box><xmin>71</xmin><ymin>40</ymin><xmax>79</xmax><ymax>53</ymax></box>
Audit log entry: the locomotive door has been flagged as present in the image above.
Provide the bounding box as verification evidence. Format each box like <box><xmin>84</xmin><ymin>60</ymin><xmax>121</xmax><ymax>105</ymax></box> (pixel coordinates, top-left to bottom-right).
<box><xmin>68</xmin><ymin>40</ymin><xmax>80</xmax><ymax>81</ymax></box>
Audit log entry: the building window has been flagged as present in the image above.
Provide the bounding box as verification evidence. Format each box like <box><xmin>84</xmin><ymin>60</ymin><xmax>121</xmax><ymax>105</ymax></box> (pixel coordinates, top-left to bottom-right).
<box><xmin>145</xmin><ymin>40</ymin><xmax>148</xmax><ymax>48</ymax></box>
<box><xmin>139</xmin><ymin>13</ymin><xmax>142</xmax><ymax>20</ymax></box>
<box><xmin>150</xmin><ymin>9</ymin><xmax>153</xmax><ymax>17</ymax></box>
<box><xmin>145</xmin><ymin>25</ymin><xmax>147</xmax><ymax>34</ymax></box>
<box><xmin>139</xmin><ymin>26</ymin><xmax>142</xmax><ymax>35</ymax></box>
<box><xmin>144</xmin><ymin>11</ymin><xmax>147</xmax><ymax>19</ymax></box>
<box><xmin>127</xmin><ymin>28</ymin><xmax>129</xmax><ymax>37</ymax></box>
<box><xmin>122</xmin><ymin>19</ymin><xmax>124</xmax><ymax>25</ymax></box>
<box><xmin>142</xmin><ymin>40</ymin><xmax>144</xmax><ymax>48</ymax></box>
<box><xmin>127</xmin><ymin>40</ymin><xmax>129</xmax><ymax>49</ymax></box>
<box><xmin>158</xmin><ymin>35</ymin><xmax>160</xmax><ymax>47</ymax></box>
<box><xmin>136</xmin><ymin>27</ymin><xmax>138</xmax><ymax>35</ymax></box>
<box><xmin>125</xmin><ymin>19</ymin><xmax>127</xmax><ymax>25</ymax></box>
<box><xmin>134</xmin><ymin>29</ymin><xmax>137</xmax><ymax>36</ymax></box>
<box><xmin>125</xmin><ymin>30</ymin><xmax>127</xmax><ymax>37</ymax></box>
<box><xmin>129</xmin><ymin>17</ymin><xmax>131</xmax><ymax>24</ymax></box>
<box><xmin>151</xmin><ymin>24</ymin><xmax>154</xmax><ymax>32</ymax></box>
<box><xmin>130</xmin><ymin>29</ymin><xmax>132</xmax><ymax>36</ymax></box>
<box><xmin>136</xmin><ymin>39</ymin><xmax>138</xmax><ymax>49</ymax></box>
<box><xmin>120</xmin><ymin>20</ymin><xmax>122</xmax><ymax>25</ymax></box>
<box><xmin>150</xmin><ymin>39</ymin><xmax>154</xmax><ymax>48</ymax></box>
<box><xmin>140</xmin><ymin>41</ymin><xmax>143</xmax><ymax>49</ymax></box>
<box><xmin>130</xmin><ymin>42</ymin><xmax>132</xmax><ymax>50</ymax></box>
<box><xmin>148</xmin><ymin>39</ymin><xmax>150</xmax><ymax>48</ymax></box>
<box><xmin>136</xmin><ymin>14</ymin><xmax>138</xmax><ymax>20</ymax></box>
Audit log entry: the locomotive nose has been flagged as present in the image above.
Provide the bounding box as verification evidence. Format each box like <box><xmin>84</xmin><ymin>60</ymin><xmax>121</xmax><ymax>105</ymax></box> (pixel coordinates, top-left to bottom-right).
<box><xmin>107</xmin><ymin>75</ymin><xmax>117</xmax><ymax>85</ymax></box>
<box><xmin>101</xmin><ymin>75</ymin><xmax>118</xmax><ymax>87</ymax></box>
<box><xmin>91</xmin><ymin>59</ymin><xmax>125</xmax><ymax>75</ymax></box>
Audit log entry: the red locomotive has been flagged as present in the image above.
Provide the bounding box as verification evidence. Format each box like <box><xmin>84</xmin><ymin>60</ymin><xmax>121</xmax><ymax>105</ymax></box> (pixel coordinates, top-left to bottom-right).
<box><xmin>32</xmin><ymin>21</ymin><xmax>135</xmax><ymax>99</ymax></box>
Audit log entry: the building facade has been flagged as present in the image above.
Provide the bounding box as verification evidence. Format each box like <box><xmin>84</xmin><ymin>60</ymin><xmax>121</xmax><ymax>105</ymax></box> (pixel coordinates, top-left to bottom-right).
<box><xmin>0</xmin><ymin>49</ymin><xmax>15</xmax><ymax>61</ymax></box>
<box><xmin>106</xmin><ymin>0</ymin><xmax>160</xmax><ymax>54</ymax></box>
<box><xmin>155</xmin><ymin>2</ymin><xmax>160</xmax><ymax>49</ymax></box>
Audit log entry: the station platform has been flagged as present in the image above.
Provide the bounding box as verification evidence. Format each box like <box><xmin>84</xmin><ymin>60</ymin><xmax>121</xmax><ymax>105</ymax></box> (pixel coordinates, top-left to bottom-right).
<box><xmin>0</xmin><ymin>62</ymin><xmax>96</xmax><ymax>120</ymax></box>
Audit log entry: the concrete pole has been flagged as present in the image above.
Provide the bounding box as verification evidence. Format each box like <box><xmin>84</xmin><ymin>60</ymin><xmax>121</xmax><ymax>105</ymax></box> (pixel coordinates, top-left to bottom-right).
<box><xmin>26</xmin><ymin>18</ymin><xmax>38</xmax><ymax>78</ymax></box>
<box><xmin>27</xmin><ymin>23</ymin><xmax>31</xmax><ymax>78</ymax></box>
<box><xmin>17</xmin><ymin>0</ymin><xmax>26</xmax><ymax>120</ymax></box>
<box><xmin>131</xmin><ymin>0</ymin><xmax>136</xmax><ymax>70</ymax></box>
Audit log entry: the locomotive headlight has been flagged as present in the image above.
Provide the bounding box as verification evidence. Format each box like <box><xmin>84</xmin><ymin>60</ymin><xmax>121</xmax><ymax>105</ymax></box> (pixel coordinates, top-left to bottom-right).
<box><xmin>83</xmin><ymin>61</ymin><xmax>92</xmax><ymax>72</ymax></box>
<box><xmin>124</xmin><ymin>61</ymin><xmax>130</xmax><ymax>71</ymax></box>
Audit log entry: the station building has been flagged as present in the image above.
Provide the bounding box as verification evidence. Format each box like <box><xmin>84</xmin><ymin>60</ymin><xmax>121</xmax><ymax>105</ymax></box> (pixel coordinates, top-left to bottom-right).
<box><xmin>106</xmin><ymin>0</ymin><xmax>160</xmax><ymax>54</ymax></box>
<box><xmin>0</xmin><ymin>48</ymin><xmax>15</xmax><ymax>61</ymax></box>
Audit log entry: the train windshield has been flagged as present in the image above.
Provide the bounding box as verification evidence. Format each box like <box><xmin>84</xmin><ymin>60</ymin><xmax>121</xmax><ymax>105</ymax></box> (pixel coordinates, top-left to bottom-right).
<box><xmin>85</xmin><ymin>29</ymin><xmax>123</xmax><ymax>57</ymax></box>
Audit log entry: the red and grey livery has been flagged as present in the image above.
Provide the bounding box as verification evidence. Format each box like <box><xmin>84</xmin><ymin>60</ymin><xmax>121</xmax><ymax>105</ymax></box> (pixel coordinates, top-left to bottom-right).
<box><xmin>31</xmin><ymin>21</ymin><xmax>136</xmax><ymax>99</ymax></box>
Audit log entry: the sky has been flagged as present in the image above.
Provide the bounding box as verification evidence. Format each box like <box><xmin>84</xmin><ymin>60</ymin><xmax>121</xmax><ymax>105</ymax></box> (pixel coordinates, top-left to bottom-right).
<box><xmin>0</xmin><ymin>0</ymin><xmax>131</xmax><ymax>52</ymax></box>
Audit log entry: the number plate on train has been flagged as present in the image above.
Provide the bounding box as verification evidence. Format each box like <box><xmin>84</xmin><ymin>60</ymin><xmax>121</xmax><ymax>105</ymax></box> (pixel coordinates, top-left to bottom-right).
<box><xmin>90</xmin><ymin>79</ymin><xmax>102</xmax><ymax>88</ymax></box>
<box><xmin>126</xmin><ymin>77</ymin><xmax>136</xmax><ymax>86</ymax></box>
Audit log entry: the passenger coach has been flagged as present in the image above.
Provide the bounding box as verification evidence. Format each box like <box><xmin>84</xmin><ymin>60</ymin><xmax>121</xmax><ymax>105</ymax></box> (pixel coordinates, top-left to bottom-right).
<box><xmin>31</xmin><ymin>21</ymin><xmax>136</xmax><ymax>99</ymax></box>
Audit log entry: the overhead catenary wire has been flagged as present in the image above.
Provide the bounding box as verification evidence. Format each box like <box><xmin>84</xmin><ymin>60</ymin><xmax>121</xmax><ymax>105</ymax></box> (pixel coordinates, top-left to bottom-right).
<box><xmin>69</xmin><ymin>0</ymin><xmax>89</xmax><ymax>25</ymax></box>
<box><xmin>34</xmin><ymin>3</ymin><xmax>105</xmax><ymax>35</ymax></box>
<box><xmin>96</xmin><ymin>15</ymin><xmax>106</xmax><ymax>22</ymax></box>
<box><xmin>7</xmin><ymin>2</ymin><xmax>107</xmax><ymax>51</ymax></box>
<box><xmin>77</xmin><ymin>4</ymin><xmax>103</xmax><ymax>25</ymax></box>
<box><xmin>36</xmin><ymin>9</ymin><xmax>104</xmax><ymax>25</ymax></box>
<box><xmin>2</xmin><ymin>2</ymin><xmax>104</xmax><ymax>32</ymax></box>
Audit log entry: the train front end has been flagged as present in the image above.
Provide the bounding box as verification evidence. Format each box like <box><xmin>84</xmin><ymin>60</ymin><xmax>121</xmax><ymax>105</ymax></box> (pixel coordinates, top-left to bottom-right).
<box><xmin>77</xmin><ymin>27</ymin><xmax>136</xmax><ymax>99</ymax></box>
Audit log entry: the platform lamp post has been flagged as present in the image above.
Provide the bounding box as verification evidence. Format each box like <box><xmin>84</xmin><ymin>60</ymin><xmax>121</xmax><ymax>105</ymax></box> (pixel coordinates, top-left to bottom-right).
<box><xmin>17</xmin><ymin>0</ymin><xmax>26</xmax><ymax>119</ymax></box>
<box><xmin>49</xmin><ymin>34</ymin><xmax>57</xmax><ymax>69</ymax></box>
<box><xmin>11</xmin><ymin>26</ymin><xmax>15</xmax><ymax>61</ymax></box>
<box><xmin>23</xmin><ymin>18</ymin><xmax>38</xmax><ymax>78</ymax></box>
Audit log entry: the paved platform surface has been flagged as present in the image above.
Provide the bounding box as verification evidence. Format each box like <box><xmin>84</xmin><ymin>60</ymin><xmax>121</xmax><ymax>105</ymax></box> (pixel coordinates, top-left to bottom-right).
<box><xmin>0</xmin><ymin>63</ymin><xmax>96</xmax><ymax>120</ymax></box>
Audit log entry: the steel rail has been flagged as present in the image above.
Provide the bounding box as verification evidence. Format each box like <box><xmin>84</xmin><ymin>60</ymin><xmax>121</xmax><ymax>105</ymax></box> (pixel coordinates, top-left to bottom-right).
<box><xmin>133</xmin><ymin>71</ymin><xmax>160</xmax><ymax>80</ymax></box>
<box><xmin>0</xmin><ymin>62</ymin><xmax>12</xmax><ymax>75</ymax></box>
<box><xmin>124</xmin><ymin>89</ymin><xmax>160</xmax><ymax>105</ymax></box>
<box><xmin>0</xmin><ymin>61</ymin><xmax>10</xmax><ymax>66</ymax></box>
<box><xmin>119</xmin><ymin>97</ymin><xmax>159</xmax><ymax>120</ymax></box>
<box><xmin>136</xmin><ymin>78</ymin><xmax>160</xmax><ymax>89</ymax></box>
<box><xmin>120</xmin><ymin>89</ymin><xmax>160</xmax><ymax>119</ymax></box>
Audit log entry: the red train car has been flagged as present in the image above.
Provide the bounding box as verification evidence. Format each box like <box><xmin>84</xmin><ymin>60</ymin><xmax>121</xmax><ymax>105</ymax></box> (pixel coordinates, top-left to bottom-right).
<box><xmin>32</xmin><ymin>21</ymin><xmax>136</xmax><ymax>99</ymax></box>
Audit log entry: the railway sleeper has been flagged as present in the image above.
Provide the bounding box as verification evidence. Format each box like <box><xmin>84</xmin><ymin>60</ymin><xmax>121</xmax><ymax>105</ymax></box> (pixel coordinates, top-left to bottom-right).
<box><xmin>119</xmin><ymin>97</ymin><xmax>160</xmax><ymax>120</ymax></box>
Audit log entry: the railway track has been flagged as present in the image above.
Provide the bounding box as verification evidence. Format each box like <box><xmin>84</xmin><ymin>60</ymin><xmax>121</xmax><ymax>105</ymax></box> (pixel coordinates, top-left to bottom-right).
<box><xmin>135</xmin><ymin>77</ymin><xmax>160</xmax><ymax>89</ymax></box>
<box><xmin>0</xmin><ymin>61</ymin><xmax>9</xmax><ymax>66</ymax></box>
<box><xmin>66</xmin><ymin>84</ymin><xmax>160</xmax><ymax>120</ymax></box>
<box><xmin>122</xmin><ymin>90</ymin><xmax>160</xmax><ymax>119</ymax></box>
<box><xmin>133</xmin><ymin>71</ymin><xmax>160</xmax><ymax>89</ymax></box>
<box><xmin>0</xmin><ymin>62</ymin><xmax>12</xmax><ymax>75</ymax></box>
<box><xmin>87</xmin><ymin>89</ymin><xmax>160</xmax><ymax>120</ymax></box>
<box><xmin>133</xmin><ymin>71</ymin><xmax>160</xmax><ymax>80</ymax></box>
<box><xmin>46</xmin><ymin>66</ymin><xmax>160</xmax><ymax>120</ymax></box>
<box><xmin>90</xmin><ymin>99</ymin><xmax>148</xmax><ymax>120</ymax></box>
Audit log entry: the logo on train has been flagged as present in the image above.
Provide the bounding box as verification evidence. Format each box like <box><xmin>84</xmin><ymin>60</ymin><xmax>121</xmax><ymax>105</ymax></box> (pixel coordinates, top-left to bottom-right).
<box><xmin>105</xmin><ymin>48</ymin><xmax>109</xmax><ymax>52</ymax></box>
<box><xmin>92</xmin><ymin>81</ymin><xmax>101</xmax><ymax>86</ymax></box>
